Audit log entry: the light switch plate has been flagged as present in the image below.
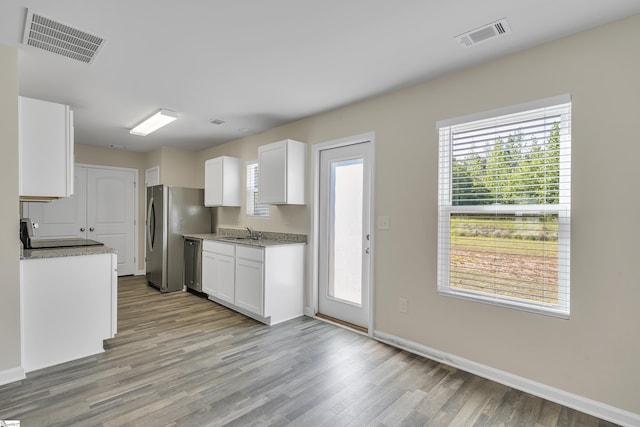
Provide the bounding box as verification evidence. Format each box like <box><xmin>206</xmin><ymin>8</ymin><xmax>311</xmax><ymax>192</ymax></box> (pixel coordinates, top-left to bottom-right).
<box><xmin>377</xmin><ymin>215</ymin><xmax>390</xmax><ymax>230</ymax></box>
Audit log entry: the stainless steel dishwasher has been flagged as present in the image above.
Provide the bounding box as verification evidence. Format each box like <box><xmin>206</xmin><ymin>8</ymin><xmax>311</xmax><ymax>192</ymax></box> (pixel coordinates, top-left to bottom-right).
<box><xmin>183</xmin><ymin>237</ymin><xmax>203</xmax><ymax>292</ymax></box>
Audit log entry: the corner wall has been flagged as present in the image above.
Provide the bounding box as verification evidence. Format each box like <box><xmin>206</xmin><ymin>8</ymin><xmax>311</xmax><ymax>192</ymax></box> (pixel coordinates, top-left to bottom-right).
<box><xmin>0</xmin><ymin>45</ymin><xmax>22</xmax><ymax>379</ymax></box>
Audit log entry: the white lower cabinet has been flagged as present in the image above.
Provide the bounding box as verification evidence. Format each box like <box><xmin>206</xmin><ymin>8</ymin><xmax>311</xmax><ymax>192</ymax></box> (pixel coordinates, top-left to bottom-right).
<box><xmin>202</xmin><ymin>241</ymin><xmax>304</xmax><ymax>325</ymax></box>
<box><xmin>202</xmin><ymin>241</ymin><xmax>235</xmax><ymax>304</ymax></box>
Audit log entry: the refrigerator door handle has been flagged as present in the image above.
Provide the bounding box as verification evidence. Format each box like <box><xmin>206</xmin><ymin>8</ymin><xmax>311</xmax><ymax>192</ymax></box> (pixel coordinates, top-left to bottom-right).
<box><xmin>147</xmin><ymin>196</ymin><xmax>155</xmax><ymax>250</ymax></box>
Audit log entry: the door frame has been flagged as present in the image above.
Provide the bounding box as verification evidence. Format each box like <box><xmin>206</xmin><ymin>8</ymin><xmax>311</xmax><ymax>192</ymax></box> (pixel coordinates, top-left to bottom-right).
<box><xmin>310</xmin><ymin>132</ymin><xmax>375</xmax><ymax>336</ymax></box>
<box><xmin>78</xmin><ymin>163</ymin><xmax>139</xmax><ymax>276</ymax></box>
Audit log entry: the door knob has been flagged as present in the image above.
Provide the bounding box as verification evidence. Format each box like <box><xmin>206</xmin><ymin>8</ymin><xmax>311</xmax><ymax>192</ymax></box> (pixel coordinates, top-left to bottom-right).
<box><xmin>80</xmin><ymin>227</ymin><xmax>85</xmax><ymax>232</ymax></box>
<box><xmin>89</xmin><ymin>227</ymin><xmax>95</xmax><ymax>232</ymax></box>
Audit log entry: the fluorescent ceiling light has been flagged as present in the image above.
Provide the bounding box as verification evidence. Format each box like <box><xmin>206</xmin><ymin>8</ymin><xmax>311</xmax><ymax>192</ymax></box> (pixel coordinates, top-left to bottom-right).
<box><xmin>130</xmin><ymin>109</ymin><xmax>178</xmax><ymax>136</ymax></box>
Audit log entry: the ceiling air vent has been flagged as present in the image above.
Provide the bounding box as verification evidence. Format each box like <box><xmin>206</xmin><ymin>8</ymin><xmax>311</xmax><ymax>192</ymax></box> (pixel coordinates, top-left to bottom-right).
<box><xmin>22</xmin><ymin>9</ymin><xmax>106</xmax><ymax>64</ymax></box>
<box><xmin>455</xmin><ymin>18</ymin><xmax>512</xmax><ymax>47</ymax></box>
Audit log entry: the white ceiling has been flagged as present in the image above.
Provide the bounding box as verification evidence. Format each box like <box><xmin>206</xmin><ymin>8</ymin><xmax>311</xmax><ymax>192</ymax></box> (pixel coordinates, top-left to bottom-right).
<box><xmin>1</xmin><ymin>1</ymin><xmax>639</xmax><ymax>153</ymax></box>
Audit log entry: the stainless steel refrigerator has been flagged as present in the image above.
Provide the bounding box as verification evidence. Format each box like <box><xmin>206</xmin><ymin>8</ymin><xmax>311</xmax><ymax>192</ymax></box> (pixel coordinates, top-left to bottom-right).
<box><xmin>146</xmin><ymin>185</ymin><xmax>212</xmax><ymax>292</ymax></box>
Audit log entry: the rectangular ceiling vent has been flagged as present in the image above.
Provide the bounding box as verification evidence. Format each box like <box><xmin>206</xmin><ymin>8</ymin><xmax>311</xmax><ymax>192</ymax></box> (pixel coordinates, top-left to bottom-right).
<box><xmin>455</xmin><ymin>18</ymin><xmax>512</xmax><ymax>47</ymax></box>
<box><xmin>22</xmin><ymin>9</ymin><xmax>106</xmax><ymax>64</ymax></box>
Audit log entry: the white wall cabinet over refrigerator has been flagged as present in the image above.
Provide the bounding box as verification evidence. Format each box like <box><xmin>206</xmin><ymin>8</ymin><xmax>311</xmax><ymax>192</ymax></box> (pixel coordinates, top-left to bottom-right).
<box><xmin>258</xmin><ymin>139</ymin><xmax>306</xmax><ymax>205</ymax></box>
<box><xmin>19</xmin><ymin>96</ymin><xmax>74</xmax><ymax>199</ymax></box>
<box><xmin>204</xmin><ymin>156</ymin><xmax>242</xmax><ymax>207</ymax></box>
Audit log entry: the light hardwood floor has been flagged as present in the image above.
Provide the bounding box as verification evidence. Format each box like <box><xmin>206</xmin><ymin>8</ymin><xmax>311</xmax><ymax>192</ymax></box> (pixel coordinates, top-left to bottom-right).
<box><xmin>0</xmin><ymin>275</ymin><xmax>618</xmax><ymax>426</ymax></box>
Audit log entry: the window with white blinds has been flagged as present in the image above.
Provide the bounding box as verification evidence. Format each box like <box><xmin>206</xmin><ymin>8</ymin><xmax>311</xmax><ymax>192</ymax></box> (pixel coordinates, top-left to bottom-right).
<box><xmin>246</xmin><ymin>161</ymin><xmax>269</xmax><ymax>218</ymax></box>
<box><xmin>437</xmin><ymin>95</ymin><xmax>571</xmax><ymax>318</ymax></box>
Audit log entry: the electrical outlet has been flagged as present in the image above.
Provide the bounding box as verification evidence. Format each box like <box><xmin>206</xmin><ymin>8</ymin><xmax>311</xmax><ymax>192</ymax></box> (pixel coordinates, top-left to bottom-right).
<box><xmin>377</xmin><ymin>215</ymin><xmax>390</xmax><ymax>230</ymax></box>
<box><xmin>399</xmin><ymin>297</ymin><xmax>408</xmax><ymax>313</ymax></box>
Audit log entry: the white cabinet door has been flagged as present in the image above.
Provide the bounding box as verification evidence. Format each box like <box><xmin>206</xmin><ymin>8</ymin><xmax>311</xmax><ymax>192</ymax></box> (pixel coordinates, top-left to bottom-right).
<box><xmin>19</xmin><ymin>96</ymin><xmax>74</xmax><ymax>198</ymax></box>
<box><xmin>202</xmin><ymin>251</ymin><xmax>216</xmax><ymax>295</ymax></box>
<box><xmin>204</xmin><ymin>156</ymin><xmax>242</xmax><ymax>207</ymax></box>
<box><xmin>235</xmin><ymin>257</ymin><xmax>264</xmax><ymax>316</ymax></box>
<box><xmin>202</xmin><ymin>251</ymin><xmax>235</xmax><ymax>304</ymax></box>
<box><xmin>258</xmin><ymin>142</ymin><xmax>286</xmax><ymax>204</ymax></box>
<box><xmin>204</xmin><ymin>157</ymin><xmax>223</xmax><ymax>206</ymax></box>
<box><xmin>258</xmin><ymin>139</ymin><xmax>306</xmax><ymax>205</ymax></box>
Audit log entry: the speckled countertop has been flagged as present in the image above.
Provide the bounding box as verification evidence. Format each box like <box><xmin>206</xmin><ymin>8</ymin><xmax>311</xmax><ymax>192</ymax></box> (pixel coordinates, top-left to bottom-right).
<box><xmin>185</xmin><ymin>228</ymin><xmax>307</xmax><ymax>248</ymax></box>
<box><xmin>21</xmin><ymin>245</ymin><xmax>117</xmax><ymax>260</ymax></box>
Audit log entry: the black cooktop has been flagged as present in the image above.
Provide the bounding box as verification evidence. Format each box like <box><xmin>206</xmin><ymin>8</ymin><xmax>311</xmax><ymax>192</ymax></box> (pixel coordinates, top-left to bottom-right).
<box><xmin>29</xmin><ymin>238</ymin><xmax>105</xmax><ymax>249</ymax></box>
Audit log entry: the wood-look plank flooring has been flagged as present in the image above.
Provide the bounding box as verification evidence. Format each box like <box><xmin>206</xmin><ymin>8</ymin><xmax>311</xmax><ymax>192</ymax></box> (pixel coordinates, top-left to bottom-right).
<box><xmin>0</xmin><ymin>275</ymin><xmax>618</xmax><ymax>426</ymax></box>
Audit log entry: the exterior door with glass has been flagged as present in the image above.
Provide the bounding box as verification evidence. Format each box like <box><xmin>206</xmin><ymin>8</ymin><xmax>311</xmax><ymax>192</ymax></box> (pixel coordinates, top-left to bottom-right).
<box><xmin>318</xmin><ymin>141</ymin><xmax>373</xmax><ymax>329</ymax></box>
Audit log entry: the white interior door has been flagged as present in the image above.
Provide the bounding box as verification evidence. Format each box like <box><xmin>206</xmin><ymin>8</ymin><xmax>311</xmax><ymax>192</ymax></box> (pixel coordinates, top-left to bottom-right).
<box><xmin>87</xmin><ymin>168</ymin><xmax>136</xmax><ymax>276</ymax></box>
<box><xmin>318</xmin><ymin>140</ymin><xmax>373</xmax><ymax>329</ymax></box>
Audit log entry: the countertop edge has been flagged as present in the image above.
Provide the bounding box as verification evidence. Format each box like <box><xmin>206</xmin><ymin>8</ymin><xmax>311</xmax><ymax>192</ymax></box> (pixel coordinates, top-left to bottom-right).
<box><xmin>184</xmin><ymin>233</ymin><xmax>307</xmax><ymax>248</ymax></box>
<box><xmin>21</xmin><ymin>246</ymin><xmax>117</xmax><ymax>260</ymax></box>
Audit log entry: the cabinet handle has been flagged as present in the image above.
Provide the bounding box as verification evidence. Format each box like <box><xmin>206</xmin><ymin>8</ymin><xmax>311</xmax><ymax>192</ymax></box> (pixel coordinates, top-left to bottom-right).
<box><xmin>89</xmin><ymin>227</ymin><xmax>95</xmax><ymax>232</ymax></box>
<box><xmin>80</xmin><ymin>227</ymin><xmax>86</xmax><ymax>232</ymax></box>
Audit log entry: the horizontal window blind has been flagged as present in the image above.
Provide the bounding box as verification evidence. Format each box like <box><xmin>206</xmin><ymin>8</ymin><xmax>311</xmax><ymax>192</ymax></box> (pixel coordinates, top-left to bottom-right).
<box><xmin>438</xmin><ymin>99</ymin><xmax>571</xmax><ymax>317</ymax></box>
<box><xmin>247</xmin><ymin>161</ymin><xmax>269</xmax><ymax>217</ymax></box>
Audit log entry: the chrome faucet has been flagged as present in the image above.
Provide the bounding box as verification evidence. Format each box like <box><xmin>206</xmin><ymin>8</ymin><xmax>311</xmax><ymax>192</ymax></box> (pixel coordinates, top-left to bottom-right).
<box><xmin>246</xmin><ymin>226</ymin><xmax>255</xmax><ymax>239</ymax></box>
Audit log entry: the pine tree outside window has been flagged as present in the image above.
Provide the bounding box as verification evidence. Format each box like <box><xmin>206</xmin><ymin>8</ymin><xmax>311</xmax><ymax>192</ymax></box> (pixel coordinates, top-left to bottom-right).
<box><xmin>437</xmin><ymin>95</ymin><xmax>571</xmax><ymax>318</ymax></box>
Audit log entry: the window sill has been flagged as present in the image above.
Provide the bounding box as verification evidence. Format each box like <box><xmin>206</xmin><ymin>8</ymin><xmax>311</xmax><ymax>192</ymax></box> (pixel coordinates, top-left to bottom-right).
<box><xmin>438</xmin><ymin>287</ymin><xmax>570</xmax><ymax>320</ymax></box>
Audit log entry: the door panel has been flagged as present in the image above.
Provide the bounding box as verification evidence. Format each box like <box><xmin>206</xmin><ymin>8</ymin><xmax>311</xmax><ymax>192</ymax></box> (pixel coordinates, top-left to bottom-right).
<box><xmin>235</xmin><ymin>258</ymin><xmax>264</xmax><ymax>315</ymax></box>
<box><xmin>318</xmin><ymin>141</ymin><xmax>373</xmax><ymax>328</ymax></box>
<box><xmin>87</xmin><ymin>168</ymin><xmax>137</xmax><ymax>276</ymax></box>
<box><xmin>202</xmin><ymin>251</ymin><xmax>235</xmax><ymax>303</ymax></box>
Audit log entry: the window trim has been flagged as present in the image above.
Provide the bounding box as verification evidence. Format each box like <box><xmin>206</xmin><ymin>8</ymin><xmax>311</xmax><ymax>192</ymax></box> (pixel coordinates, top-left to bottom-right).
<box><xmin>437</xmin><ymin>95</ymin><xmax>571</xmax><ymax>319</ymax></box>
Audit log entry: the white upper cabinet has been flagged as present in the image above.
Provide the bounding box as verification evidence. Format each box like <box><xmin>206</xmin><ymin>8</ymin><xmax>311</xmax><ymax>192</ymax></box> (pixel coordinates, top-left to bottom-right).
<box><xmin>258</xmin><ymin>139</ymin><xmax>306</xmax><ymax>205</ymax></box>
<box><xmin>204</xmin><ymin>156</ymin><xmax>242</xmax><ymax>207</ymax></box>
<box><xmin>19</xmin><ymin>96</ymin><xmax>74</xmax><ymax>199</ymax></box>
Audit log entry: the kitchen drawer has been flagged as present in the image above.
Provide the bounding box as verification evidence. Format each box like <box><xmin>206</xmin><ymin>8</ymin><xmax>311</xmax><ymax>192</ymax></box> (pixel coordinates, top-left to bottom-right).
<box><xmin>236</xmin><ymin>245</ymin><xmax>264</xmax><ymax>262</ymax></box>
<box><xmin>203</xmin><ymin>240</ymin><xmax>235</xmax><ymax>256</ymax></box>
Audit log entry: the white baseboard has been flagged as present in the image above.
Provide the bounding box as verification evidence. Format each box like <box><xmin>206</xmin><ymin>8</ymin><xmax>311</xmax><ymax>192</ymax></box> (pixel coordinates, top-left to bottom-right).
<box><xmin>374</xmin><ymin>330</ymin><xmax>640</xmax><ymax>427</ymax></box>
<box><xmin>0</xmin><ymin>366</ymin><xmax>25</xmax><ymax>387</ymax></box>
<box><xmin>304</xmin><ymin>306</ymin><xmax>314</xmax><ymax>317</ymax></box>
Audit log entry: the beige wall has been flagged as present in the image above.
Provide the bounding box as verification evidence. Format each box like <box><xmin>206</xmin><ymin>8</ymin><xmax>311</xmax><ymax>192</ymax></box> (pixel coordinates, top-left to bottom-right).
<box><xmin>157</xmin><ymin>147</ymin><xmax>198</xmax><ymax>188</ymax></box>
<box><xmin>75</xmin><ymin>144</ymin><xmax>147</xmax><ymax>271</ymax></box>
<box><xmin>145</xmin><ymin>146</ymin><xmax>198</xmax><ymax>188</ymax></box>
<box><xmin>194</xmin><ymin>15</ymin><xmax>640</xmax><ymax>414</ymax></box>
<box><xmin>2</xmin><ymin>13</ymin><xmax>637</xmax><ymax>415</ymax></box>
<box><xmin>0</xmin><ymin>45</ymin><xmax>21</xmax><ymax>373</ymax></box>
